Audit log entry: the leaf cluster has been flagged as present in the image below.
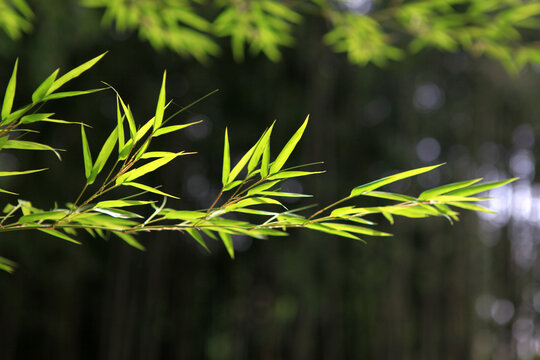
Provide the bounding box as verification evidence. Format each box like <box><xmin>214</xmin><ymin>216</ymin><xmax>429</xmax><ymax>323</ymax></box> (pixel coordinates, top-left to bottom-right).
<box><xmin>0</xmin><ymin>54</ymin><xmax>516</xmax><ymax>273</ymax></box>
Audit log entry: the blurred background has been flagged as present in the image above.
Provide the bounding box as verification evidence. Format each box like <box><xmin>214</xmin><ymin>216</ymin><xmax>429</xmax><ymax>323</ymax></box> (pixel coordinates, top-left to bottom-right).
<box><xmin>0</xmin><ymin>0</ymin><xmax>539</xmax><ymax>359</ymax></box>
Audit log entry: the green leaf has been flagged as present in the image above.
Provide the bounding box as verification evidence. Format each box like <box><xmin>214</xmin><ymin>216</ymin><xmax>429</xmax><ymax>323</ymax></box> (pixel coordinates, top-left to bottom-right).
<box><xmin>117</xmin><ymin>95</ymin><xmax>137</xmax><ymax>139</ymax></box>
<box><xmin>19</xmin><ymin>210</ymin><xmax>68</xmax><ymax>223</ymax></box>
<box><xmin>32</xmin><ymin>68</ymin><xmax>59</xmax><ymax>103</ymax></box>
<box><xmin>267</xmin><ymin>170</ymin><xmax>324</xmax><ymax>180</ymax></box>
<box><xmin>154</xmin><ymin>71</ymin><xmax>167</xmax><ymax>131</ymax></box>
<box><xmin>248</xmin><ymin>122</ymin><xmax>274</xmax><ymax>174</ymax></box>
<box><xmin>38</xmin><ymin>228</ymin><xmax>81</xmax><ymax>245</ymax></box>
<box><xmin>261</xmin><ymin>141</ymin><xmax>270</xmax><ymax>178</ymax></box>
<box><xmin>360</xmin><ymin>191</ymin><xmax>416</xmax><ymax>202</ymax></box>
<box><xmin>247</xmin><ymin>180</ymin><xmax>280</xmax><ymax>195</ymax></box>
<box><xmin>448</xmin><ymin>201</ymin><xmax>496</xmax><ymax>214</ymax></box>
<box><xmin>258</xmin><ymin>191</ymin><xmax>312</xmax><ymax>198</ymax></box>
<box><xmin>43</xmin><ymin>88</ymin><xmax>105</xmax><ymax>101</ymax></box>
<box><xmin>20</xmin><ymin>113</ymin><xmax>54</xmax><ymax>124</ymax></box>
<box><xmin>122</xmin><ymin>182</ymin><xmax>179</xmax><ymax>199</ymax></box>
<box><xmin>185</xmin><ymin>228</ymin><xmax>209</xmax><ymax>251</ymax></box>
<box><xmin>80</xmin><ymin>125</ymin><xmax>93</xmax><ymax>181</ymax></box>
<box><xmin>222</xmin><ymin>128</ymin><xmax>230</xmax><ymax>186</ymax></box>
<box><xmin>47</xmin><ymin>52</ymin><xmax>106</xmax><ymax>95</ymax></box>
<box><xmin>95</xmin><ymin>200</ymin><xmax>153</xmax><ymax>208</ymax></box>
<box><xmin>116</xmin><ymin>152</ymin><xmax>183</xmax><ymax>184</ymax></box>
<box><xmin>3</xmin><ymin>140</ymin><xmax>62</xmax><ymax>160</ymax></box>
<box><xmin>0</xmin><ymin>168</ymin><xmax>47</xmax><ymax>177</ymax></box>
<box><xmin>228</xmin><ymin>142</ymin><xmax>257</xmax><ymax>184</ymax></box>
<box><xmin>223</xmin><ymin>180</ymin><xmax>243</xmax><ymax>191</ymax></box>
<box><xmin>445</xmin><ymin>178</ymin><xmax>518</xmax><ymax>197</ymax></box>
<box><xmin>153</xmin><ymin>121</ymin><xmax>201</xmax><ymax>137</ymax></box>
<box><xmin>305</xmin><ymin>223</ymin><xmax>363</xmax><ymax>242</ymax></box>
<box><xmin>134</xmin><ymin>117</ymin><xmax>154</xmax><ymax>144</ymax></box>
<box><xmin>93</xmin><ymin>207</ymin><xmax>143</xmax><ymax>219</ymax></box>
<box><xmin>0</xmin><ymin>187</ymin><xmax>17</xmax><ymax>195</ymax></box>
<box><xmin>2</xmin><ymin>59</ymin><xmax>18</xmax><ymax>121</ymax></box>
<box><xmin>418</xmin><ymin>179</ymin><xmax>483</xmax><ymax>200</ymax></box>
<box><xmin>323</xmin><ymin>222</ymin><xmax>392</xmax><ymax>236</ymax></box>
<box><xmin>88</xmin><ymin>126</ymin><xmax>118</xmax><ymax>183</ymax></box>
<box><xmin>269</xmin><ymin>115</ymin><xmax>309</xmax><ymax>174</ymax></box>
<box><xmin>163</xmin><ymin>210</ymin><xmax>206</xmax><ymax>220</ymax></box>
<box><xmin>0</xmin><ymin>256</ymin><xmax>17</xmax><ymax>273</ymax></box>
<box><xmin>227</xmin><ymin>197</ymin><xmax>284</xmax><ymax>210</ymax></box>
<box><xmin>116</xmin><ymin>97</ymin><xmax>124</xmax><ymax>152</ymax></box>
<box><xmin>218</xmin><ymin>231</ymin><xmax>235</xmax><ymax>259</ymax></box>
<box><xmin>351</xmin><ymin>164</ymin><xmax>444</xmax><ymax>196</ymax></box>
<box><xmin>112</xmin><ymin>231</ymin><xmax>145</xmax><ymax>251</ymax></box>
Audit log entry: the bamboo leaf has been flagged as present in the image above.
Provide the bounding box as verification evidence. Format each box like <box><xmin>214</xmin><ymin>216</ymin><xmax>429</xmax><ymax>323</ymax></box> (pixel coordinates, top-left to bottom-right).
<box><xmin>3</xmin><ymin>140</ymin><xmax>62</xmax><ymax>160</ymax></box>
<box><xmin>228</xmin><ymin>142</ymin><xmax>257</xmax><ymax>184</ymax></box>
<box><xmin>32</xmin><ymin>68</ymin><xmax>59</xmax><ymax>103</ymax></box>
<box><xmin>153</xmin><ymin>121</ymin><xmax>201</xmax><ymax>137</ymax></box>
<box><xmin>248</xmin><ymin>122</ymin><xmax>274</xmax><ymax>174</ymax></box>
<box><xmin>323</xmin><ymin>222</ymin><xmax>392</xmax><ymax>236</ymax></box>
<box><xmin>19</xmin><ymin>210</ymin><xmax>68</xmax><ymax>223</ymax></box>
<box><xmin>247</xmin><ymin>180</ymin><xmax>280</xmax><ymax>195</ymax></box>
<box><xmin>112</xmin><ymin>231</ymin><xmax>145</xmax><ymax>250</ymax></box>
<box><xmin>47</xmin><ymin>52</ymin><xmax>106</xmax><ymax>95</ymax></box>
<box><xmin>261</xmin><ymin>142</ymin><xmax>270</xmax><ymax>178</ymax></box>
<box><xmin>445</xmin><ymin>178</ymin><xmax>518</xmax><ymax>197</ymax></box>
<box><xmin>185</xmin><ymin>228</ymin><xmax>209</xmax><ymax>251</ymax></box>
<box><xmin>361</xmin><ymin>191</ymin><xmax>416</xmax><ymax>202</ymax></box>
<box><xmin>305</xmin><ymin>223</ymin><xmax>363</xmax><ymax>242</ymax></box>
<box><xmin>38</xmin><ymin>229</ymin><xmax>81</xmax><ymax>245</ymax></box>
<box><xmin>43</xmin><ymin>88</ymin><xmax>105</xmax><ymax>101</ymax></box>
<box><xmin>223</xmin><ymin>180</ymin><xmax>243</xmax><ymax>191</ymax></box>
<box><xmin>80</xmin><ymin>125</ymin><xmax>93</xmax><ymax>181</ymax></box>
<box><xmin>116</xmin><ymin>96</ymin><xmax>124</xmax><ymax>152</ymax></box>
<box><xmin>418</xmin><ymin>178</ymin><xmax>483</xmax><ymax>200</ymax></box>
<box><xmin>218</xmin><ymin>231</ymin><xmax>235</xmax><ymax>259</ymax></box>
<box><xmin>122</xmin><ymin>182</ymin><xmax>179</xmax><ymax>199</ymax></box>
<box><xmin>258</xmin><ymin>191</ymin><xmax>312</xmax><ymax>198</ymax></box>
<box><xmin>0</xmin><ymin>256</ymin><xmax>17</xmax><ymax>273</ymax></box>
<box><xmin>154</xmin><ymin>71</ymin><xmax>167</xmax><ymax>131</ymax></box>
<box><xmin>88</xmin><ymin>126</ymin><xmax>118</xmax><ymax>183</ymax></box>
<box><xmin>116</xmin><ymin>152</ymin><xmax>183</xmax><ymax>184</ymax></box>
<box><xmin>270</xmin><ymin>115</ymin><xmax>309</xmax><ymax>174</ymax></box>
<box><xmin>351</xmin><ymin>164</ymin><xmax>444</xmax><ymax>196</ymax></box>
<box><xmin>228</xmin><ymin>197</ymin><xmax>284</xmax><ymax>210</ymax></box>
<box><xmin>222</xmin><ymin>128</ymin><xmax>230</xmax><ymax>186</ymax></box>
<box><xmin>93</xmin><ymin>207</ymin><xmax>143</xmax><ymax>219</ymax></box>
<box><xmin>134</xmin><ymin>117</ymin><xmax>154</xmax><ymax>144</ymax></box>
<box><xmin>2</xmin><ymin>59</ymin><xmax>18</xmax><ymax>121</ymax></box>
<box><xmin>95</xmin><ymin>200</ymin><xmax>154</xmax><ymax>208</ymax></box>
<box><xmin>20</xmin><ymin>113</ymin><xmax>54</xmax><ymax>124</ymax></box>
<box><xmin>163</xmin><ymin>210</ymin><xmax>206</xmax><ymax>220</ymax></box>
<box><xmin>0</xmin><ymin>168</ymin><xmax>47</xmax><ymax>177</ymax></box>
<box><xmin>267</xmin><ymin>170</ymin><xmax>324</xmax><ymax>180</ymax></box>
<box><xmin>117</xmin><ymin>95</ymin><xmax>137</xmax><ymax>139</ymax></box>
<box><xmin>448</xmin><ymin>201</ymin><xmax>496</xmax><ymax>213</ymax></box>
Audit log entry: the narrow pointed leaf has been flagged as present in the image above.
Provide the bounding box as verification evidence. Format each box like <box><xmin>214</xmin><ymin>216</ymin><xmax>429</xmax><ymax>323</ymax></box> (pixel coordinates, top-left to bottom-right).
<box><xmin>43</xmin><ymin>88</ymin><xmax>105</xmax><ymax>100</ymax></box>
<box><xmin>163</xmin><ymin>210</ymin><xmax>206</xmax><ymax>220</ymax></box>
<box><xmin>305</xmin><ymin>223</ymin><xmax>363</xmax><ymax>242</ymax></box>
<box><xmin>418</xmin><ymin>178</ymin><xmax>483</xmax><ymax>200</ymax></box>
<box><xmin>361</xmin><ymin>191</ymin><xmax>416</xmax><ymax>202</ymax></box>
<box><xmin>0</xmin><ymin>168</ymin><xmax>47</xmax><ymax>177</ymax></box>
<box><xmin>445</xmin><ymin>178</ymin><xmax>518</xmax><ymax>197</ymax></box>
<box><xmin>268</xmin><ymin>170</ymin><xmax>324</xmax><ymax>180</ymax></box>
<box><xmin>324</xmin><ymin>222</ymin><xmax>392</xmax><ymax>236</ymax></box>
<box><xmin>80</xmin><ymin>125</ymin><xmax>93</xmax><ymax>180</ymax></box>
<box><xmin>113</xmin><ymin>231</ymin><xmax>145</xmax><ymax>250</ymax></box>
<box><xmin>222</xmin><ymin>128</ymin><xmax>230</xmax><ymax>186</ymax></box>
<box><xmin>154</xmin><ymin>71</ymin><xmax>167</xmax><ymax>131</ymax></box>
<box><xmin>185</xmin><ymin>228</ymin><xmax>209</xmax><ymax>251</ymax></box>
<box><xmin>122</xmin><ymin>182</ymin><xmax>179</xmax><ymax>199</ymax></box>
<box><xmin>448</xmin><ymin>201</ymin><xmax>496</xmax><ymax>213</ymax></box>
<box><xmin>134</xmin><ymin>117</ymin><xmax>154</xmax><ymax>144</ymax></box>
<box><xmin>19</xmin><ymin>210</ymin><xmax>68</xmax><ymax>223</ymax></box>
<box><xmin>247</xmin><ymin>180</ymin><xmax>280</xmax><ymax>195</ymax></box>
<box><xmin>116</xmin><ymin>96</ymin><xmax>124</xmax><ymax>151</ymax></box>
<box><xmin>32</xmin><ymin>68</ymin><xmax>59</xmax><ymax>102</ymax></box>
<box><xmin>0</xmin><ymin>256</ymin><xmax>16</xmax><ymax>273</ymax></box>
<box><xmin>20</xmin><ymin>113</ymin><xmax>54</xmax><ymax>124</ymax></box>
<box><xmin>116</xmin><ymin>152</ymin><xmax>183</xmax><ymax>184</ymax></box>
<box><xmin>270</xmin><ymin>116</ymin><xmax>309</xmax><ymax>174</ymax></box>
<box><xmin>38</xmin><ymin>229</ymin><xmax>81</xmax><ymax>245</ymax></box>
<box><xmin>88</xmin><ymin>127</ymin><xmax>118</xmax><ymax>183</ymax></box>
<box><xmin>153</xmin><ymin>121</ymin><xmax>201</xmax><ymax>137</ymax></box>
<box><xmin>248</xmin><ymin>122</ymin><xmax>274</xmax><ymax>173</ymax></box>
<box><xmin>2</xmin><ymin>59</ymin><xmax>18</xmax><ymax>121</ymax></box>
<box><xmin>219</xmin><ymin>231</ymin><xmax>235</xmax><ymax>259</ymax></box>
<box><xmin>261</xmin><ymin>142</ymin><xmax>270</xmax><ymax>178</ymax></box>
<box><xmin>351</xmin><ymin>164</ymin><xmax>444</xmax><ymax>196</ymax></box>
<box><xmin>47</xmin><ymin>52</ymin><xmax>106</xmax><ymax>95</ymax></box>
<box><xmin>95</xmin><ymin>200</ymin><xmax>153</xmax><ymax>208</ymax></box>
<box><xmin>228</xmin><ymin>143</ymin><xmax>257</xmax><ymax>184</ymax></box>
<box><xmin>3</xmin><ymin>140</ymin><xmax>62</xmax><ymax>160</ymax></box>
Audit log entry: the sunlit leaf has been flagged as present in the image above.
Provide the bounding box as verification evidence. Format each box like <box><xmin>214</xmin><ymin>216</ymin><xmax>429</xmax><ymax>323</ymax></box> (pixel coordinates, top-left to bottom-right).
<box><xmin>95</xmin><ymin>200</ymin><xmax>154</xmax><ymax>208</ymax></box>
<box><xmin>113</xmin><ymin>231</ymin><xmax>145</xmax><ymax>250</ymax></box>
<box><xmin>47</xmin><ymin>52</ymin><xmax>106</xmax><ymax>95</ymax></box>
<box><xmin>32</xmin><ymin>68</ymin><xmax>59</xmax><ymax>103</ymax></box>
<box><xmin>153</xmin><ymin>121</ymin><xmax>202</xmax><ymax>137</ymax></box>
<box><xmin>1</xmin><ymin>59</ymin><xmax>18</xmax><ymax>121</ymax></box>
<box><xmin>80</xmin><ymin>125</ymin><xmax>93</xmax><ymax>181</ymax></box>
<box><xmin>268</xmin><ymin>170</ymin><xmax>324</xmax><ymax>180</ymax></box>
<box><xmin>3</xmin><ymin>140</ymin><xmax>62</xmax><ymax>160</ymax></box>
<box><xmin>43</xmin><ymin>88</ymin><xmax>106</xmax><ymax>101</ymax></box>
<box><xmin>163</xmin><ymin>210</ymin><xmax>206</xmax><ymax>220</ymax></box>
<box><xmin>445</xmin><ymin>178</ymin><xmax>518</xmax><ymax>197</ymax></box>
<box><xmin>185</xmin><ymin>228</ymin><xmax>209</xmax><ymax>251</ymax></box>
<box><xmin>88</xmin><ymin>126</ymin><xmax>118</xmax><ymax>183</ymax></box>
<box><xmin>418</xmin><ymin>178</ymin><xmax>483</xmax><ymax>200</ymax></box>
<box><xmin>270</xmin><ymin>116</ymin><xmax>309</xmax><ymax>174</ymax></box>
<box><xmin>0</xmin><ymin>168</ymin><xmax>47</xmax><ymax>177</ymax></box>
<box><xmin>122</xmin><ymin>182</ymin><xmax>179</xmax><ymax>199</ymax></box>
<box><xmin>0</xmin><ymin>256</ymin><xmax>17</xmax><ymax>273</ymax></box>
<box><xmin>248</xmin><ymin>122</ymin><xmax>274</xmax><ymax>174</ymax></box>
<box><xmin>38</xmin><ymin>228</ymin><xmax>81</xmax><ymax>245</ymax></box>
<box><xmin>222</xmin><ymin>128</ymin><xmax>230</xmax><ymax>186</ymax></box>
<box><xmin>154</xmin><ymin>71</ymin><xmax>167</xmax><ymax>131</ymax></box>
<box><xmin>116</xmin><ymin>152</ymin><xmax>184</xmax><ymax>184</ymax></box>
<box><xmin>351</xmin><ymin>164</ymin><xmax>444</xmax><ymax>196</ymax></box>
<box><xmin>218</xmin><ymin>231</ymin><xmax>235</xmax><ymax>259</ymax></box>
<box><xmin>19</xmin><ymin>210</ymin><xmax>68</xmax><ymax>223</ymax></box>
